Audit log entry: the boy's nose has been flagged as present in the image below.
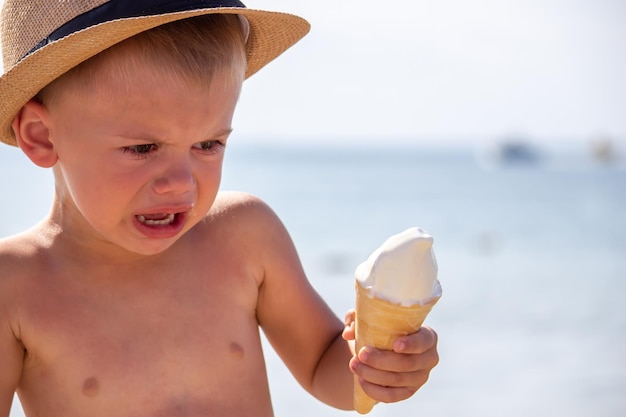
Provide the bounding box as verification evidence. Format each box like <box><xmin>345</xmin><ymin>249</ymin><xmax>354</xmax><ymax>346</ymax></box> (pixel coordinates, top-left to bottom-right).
<box><xmin>152</xmin><ymin>159</ymin><xmax>196</xmax><ymax>195</ymax></box>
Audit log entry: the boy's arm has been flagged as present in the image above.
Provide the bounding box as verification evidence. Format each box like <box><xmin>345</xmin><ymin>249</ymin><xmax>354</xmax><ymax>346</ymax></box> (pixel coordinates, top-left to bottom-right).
<box><xmin>0</xmin><ymin>294</ymin><xmax>24</xmax><ymax>417</ymax></box>
<box><xmin>235</xmin><ymin>194</ymin><xmax>354</xmax><ymax>409</ymax></box>
<box><xmin>229</xmin><ymin>193</ymin><xmax>439</xmax><ymax>409</ymax></box>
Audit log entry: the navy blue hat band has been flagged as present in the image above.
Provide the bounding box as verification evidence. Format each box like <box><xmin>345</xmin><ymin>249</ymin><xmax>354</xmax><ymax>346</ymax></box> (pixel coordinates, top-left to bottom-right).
<box><xmin>23</xmin><ymin>0</ymin><xmax>246</xmax><ymax>61</ymax></box>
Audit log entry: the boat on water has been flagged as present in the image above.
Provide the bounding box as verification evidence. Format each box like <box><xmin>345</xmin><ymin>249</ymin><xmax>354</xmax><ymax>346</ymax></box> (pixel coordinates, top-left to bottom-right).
<box><xmin>476</xmin><ymin>138</ymin><xmax>542</xmax><ymax>168</ymax></box>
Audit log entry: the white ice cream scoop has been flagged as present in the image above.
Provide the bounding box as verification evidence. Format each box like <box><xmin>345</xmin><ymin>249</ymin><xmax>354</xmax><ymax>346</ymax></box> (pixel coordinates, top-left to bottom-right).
<box><xmin>355</xmin><ymin>227</ymin><xmax>441</xmax><ymax>306</ymax></box>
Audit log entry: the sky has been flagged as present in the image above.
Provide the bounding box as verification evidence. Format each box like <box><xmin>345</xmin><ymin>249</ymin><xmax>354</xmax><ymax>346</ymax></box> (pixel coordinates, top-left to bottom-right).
<box><xmin>239</xmin><ymin>0</ymin><xmax>626</xmax><ymax>144</ymax></box>
<box><xmin>1</xmin><ymin>0</ymin><xmax>625</xmax><ymax>145</ymax></box>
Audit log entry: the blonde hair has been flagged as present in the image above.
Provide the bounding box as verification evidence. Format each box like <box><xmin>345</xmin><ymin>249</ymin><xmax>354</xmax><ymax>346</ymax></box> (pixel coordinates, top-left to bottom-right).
<box><xmin>38</xmin><ymin>14</ymin><xmax>247</xmax><ymax>104</ymax></box>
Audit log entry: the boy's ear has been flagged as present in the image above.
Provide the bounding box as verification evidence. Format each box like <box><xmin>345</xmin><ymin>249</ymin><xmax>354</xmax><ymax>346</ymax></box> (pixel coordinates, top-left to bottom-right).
<box><xmin>12</xmin><ymin>99</ymin><xmax>58</xmax><ymax>168</ymax></box>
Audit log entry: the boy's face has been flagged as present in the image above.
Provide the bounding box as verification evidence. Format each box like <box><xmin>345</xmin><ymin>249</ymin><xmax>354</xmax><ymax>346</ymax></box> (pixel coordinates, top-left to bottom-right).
<box><xmin>43</xmin><ymin>54</ymin><xmax>243</xmax><ymax>256</ymax></box>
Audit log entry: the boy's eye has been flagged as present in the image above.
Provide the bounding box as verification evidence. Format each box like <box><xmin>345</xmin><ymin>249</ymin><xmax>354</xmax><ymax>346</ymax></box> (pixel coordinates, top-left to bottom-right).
<box><xmin>194</xmin><ymin>140</ymin><xmax>224</xmax><ymax>152</ymax></box>
<box><xmin>123</xmin><ymin>144</ymin><xmax>158</xmax><ymax>155</ymax></box>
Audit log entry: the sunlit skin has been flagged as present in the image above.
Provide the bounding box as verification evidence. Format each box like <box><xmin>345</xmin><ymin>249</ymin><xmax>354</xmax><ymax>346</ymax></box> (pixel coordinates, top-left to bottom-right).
<box><xmin>0</xmin><ymin>41</ymin><xmax>439</xmax><ymax>417</ymax></box>
<box><xmin>40</xmin><ymin>61</ymin><xmax>238</xmax><ymax>259</ymax></box>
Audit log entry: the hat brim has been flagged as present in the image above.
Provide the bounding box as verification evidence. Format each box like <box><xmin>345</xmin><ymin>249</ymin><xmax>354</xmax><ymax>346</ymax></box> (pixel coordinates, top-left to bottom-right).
<box><xmin>0</xmin><ymin>8</ymin><xmax>309</xmax><ymax>146</ymax></box>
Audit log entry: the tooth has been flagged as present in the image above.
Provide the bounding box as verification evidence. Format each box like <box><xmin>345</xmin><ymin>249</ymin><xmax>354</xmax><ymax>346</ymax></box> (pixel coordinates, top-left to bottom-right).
<box><xmin>136</xmin><ymin>213</ymin><xmax>175</xmax><ymax>225</ymax></box>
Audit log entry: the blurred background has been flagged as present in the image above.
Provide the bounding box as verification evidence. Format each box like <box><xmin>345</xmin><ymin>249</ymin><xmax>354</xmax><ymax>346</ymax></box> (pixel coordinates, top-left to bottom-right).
<box><xmin>3</xmin><ymin>0</ymin><xmax>625</xmax><ymax>416</ymax></box>
<box><xmin>238</xmin><ymin>0</ymin><xmax>626</xmax><ymax>144</ymax></box>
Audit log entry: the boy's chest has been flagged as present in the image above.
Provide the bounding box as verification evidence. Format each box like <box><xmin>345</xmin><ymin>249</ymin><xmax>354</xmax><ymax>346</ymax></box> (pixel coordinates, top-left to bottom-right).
<box><xmin>15</xmin><ymin>263</ymin><xmax>269</xmax><ymax>416</ymax></box>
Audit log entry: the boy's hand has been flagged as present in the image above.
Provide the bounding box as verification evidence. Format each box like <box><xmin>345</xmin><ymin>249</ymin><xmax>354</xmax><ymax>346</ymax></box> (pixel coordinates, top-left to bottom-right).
<box><xmin>342</xmin><ymin>309</ymin><xmax>439</xmax><ymax>405</ymax></box>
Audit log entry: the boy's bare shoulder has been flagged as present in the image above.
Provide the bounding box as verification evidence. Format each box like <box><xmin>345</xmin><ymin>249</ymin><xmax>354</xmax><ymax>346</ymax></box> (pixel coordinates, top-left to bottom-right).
<box><xmin>209</xmin><ymin>190</ymin><xmax>270</xmax><ymax>212</ymax></box>
<box><xmin>0</xmin><ymin>230</ymin><xmax>46</xmax><ymax>285</ymax></box>
<box><xmin>0</xmin><ymin>231</ymin><xmax>46</xmax><ymax>332</ymax></box>
<box><xmin>206</xmin><ymin>191</ymin><xmax>281</xmax><ymax>226</ymax></box>
<box><xmin>198</xmin><ymin>191</ymin><xmax>288</xmax><ymax>256</ymax></box>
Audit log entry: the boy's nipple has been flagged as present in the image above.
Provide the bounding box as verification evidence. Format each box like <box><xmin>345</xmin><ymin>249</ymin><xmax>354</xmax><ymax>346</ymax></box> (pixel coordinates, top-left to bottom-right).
<box><xmin>229</xmin><ymin>342</ymin><xmax>245</xmax><ymax>359</ymax></box>
<box><xmin>82</xmin><ymin>377</ymin><xmax>100</xmax><ymax>397</ymax></box>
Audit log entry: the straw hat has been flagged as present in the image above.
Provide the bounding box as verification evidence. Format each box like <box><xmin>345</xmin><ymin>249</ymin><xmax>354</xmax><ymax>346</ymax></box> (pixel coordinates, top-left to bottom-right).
<box><xmin>0</xmin><ymin>0</ymin><xmax>310</xmax><ymax>146</ymax></box>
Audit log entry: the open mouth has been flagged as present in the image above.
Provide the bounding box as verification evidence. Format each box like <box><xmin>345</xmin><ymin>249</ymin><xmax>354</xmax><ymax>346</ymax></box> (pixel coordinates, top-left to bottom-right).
<box><xmin>136</xmin><ymin>213</ymin><xmax>177</xmax><ymax>226</ymax></box>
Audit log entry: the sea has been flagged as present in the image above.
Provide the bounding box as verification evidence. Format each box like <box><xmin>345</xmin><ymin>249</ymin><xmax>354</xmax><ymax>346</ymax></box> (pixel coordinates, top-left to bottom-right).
<box><xmin>2</xmin><ymin>139</ymin><xmax>625</xmax><ymax>417</ymax></box>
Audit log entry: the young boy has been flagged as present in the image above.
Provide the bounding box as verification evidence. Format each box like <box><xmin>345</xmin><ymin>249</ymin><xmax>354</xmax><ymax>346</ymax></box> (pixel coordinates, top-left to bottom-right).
<box><xmin>0</xmin><ymin>1</ymin><xmax>439</xmax><ymax>416</ymax></box>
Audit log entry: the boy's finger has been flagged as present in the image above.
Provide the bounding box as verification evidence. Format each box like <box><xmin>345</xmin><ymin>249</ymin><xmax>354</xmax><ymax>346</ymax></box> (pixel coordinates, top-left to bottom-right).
<box><xmin>353</xmin><ymin>352</ymin><xmax>433</xmax><ymax>399</ymax></box>
<box><xmin>342</xmin><ymin>309</ymin><xmax>356</xmax><ymax>340</ymax></box>
<box><xmin>357</xmin><ymin>377</ymin><xmax>417</xmax><ymax>404</ymax></box>
<box><xmin>357</xmin><ymin>344</ymin><xmax>439</xmax><ymax>373</ymax></box>
<box><xmin>344</xmin><ymin>309</ymin><xmax>355</xmax><ymax>326</ymax></box>
<box><xmin>393</xmin><ymin>326</ymin><xmax>437</xmax><ymax>354</ymax></box>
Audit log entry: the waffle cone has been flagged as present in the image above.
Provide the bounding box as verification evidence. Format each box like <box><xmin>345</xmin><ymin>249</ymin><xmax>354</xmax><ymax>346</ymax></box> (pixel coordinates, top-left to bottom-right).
<box><xmin>353</xmin><ymin>282</ymin><xmax>439</xmax><ymax>414</ymax></box>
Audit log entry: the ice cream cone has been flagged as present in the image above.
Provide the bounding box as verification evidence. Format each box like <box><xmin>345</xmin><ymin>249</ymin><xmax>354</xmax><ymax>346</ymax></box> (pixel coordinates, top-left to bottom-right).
<box><xmin>353</xmin><ymin>282</ymin><xmax>440</xmax><ymax>414</ymax></box>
